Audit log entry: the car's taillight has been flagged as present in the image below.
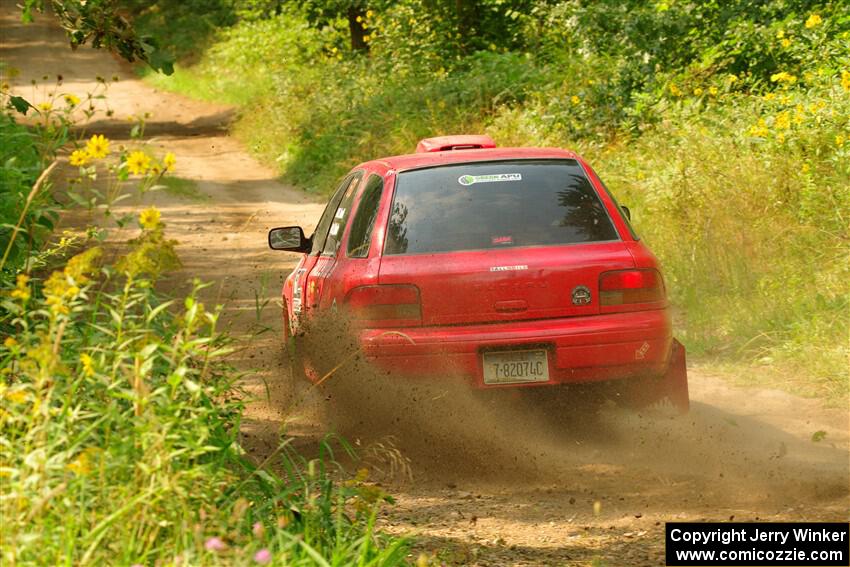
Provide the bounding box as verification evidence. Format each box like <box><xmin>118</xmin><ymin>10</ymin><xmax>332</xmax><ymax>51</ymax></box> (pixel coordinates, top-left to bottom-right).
<box><xmin>599</xmin><ymin>269</ymin><xmax>665</xmax><ymax>306</ymax></box>
<box><xmin>345</xmin><ymin>285</ymin><xmax>422</xmax><ymax>327</ymax></box>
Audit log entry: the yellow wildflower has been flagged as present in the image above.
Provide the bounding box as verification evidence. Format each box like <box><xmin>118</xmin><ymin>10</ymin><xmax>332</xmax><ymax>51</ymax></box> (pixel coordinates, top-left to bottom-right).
<box><xmin>163</xmin><ymin>152</ymin><xmax>176</xmax><ymax>172</ymax></box>
<box><xmin>748</xmin><ymin>119</ymin><xmax>769</xmax><ymax>138</ymax></box>
<box><xmin>64</xmin><ymin>94</ymin><xmax>80</xmax><ymax>106</ymax></box>
<box><xmin>570</xmin><ymin>95</ymin><xmax>580</xmax><ymax>105</ymax></box>
<box><xmin>709</xmin><ymin>86</ymin><xmax>719</xmax><ymax>96</ymax></box>
<box><xmin>139</xmin><ymin>207</ymin><xmax>161</xmax><ymax>230</ymax></box>
<box><xmin>728</xmin><ymin>74</ymin><xmax>738</xmax><ymax>83</ymax></box>
<box><xmin>37</xmin><ymin>101</ymin><xmax>52</xmax><ymax>112</ymax></box>
<box><xmin>67</xmin><ymin>451</ymin><xmax>92</xmax><ymax>476</ymax></box>
<box><xmin>775</xmin><ymin>112</ymin><xmax>791</xmax><ymax>130</ymax></box>
<box><xmin>776</xmin><ymin>132</ymin><xmax>786</xmax><ymax>143</ymax></box>
<box><xmin>80</xmin><ymin>353</ymin><xmax>95</xmax><ymax>377</ymax></box>
<box><xmin>693</xmin><ymin>87</ymin><xmax>704</xmax><ymax>96</ymax></box>
<box><xmin>669</xmin><ymin>84</ymin><xmax>682</xmax><ymax>97</ymax></box>
<box><xmin>776</xmin><ymin>30</ymin><xmax>785</xmax><ymax>39</ymax></box>
<box><xmin>363</xmin><ymin>34</ymin><xmax>371</xmax><ymax>43</ymax></box>
<box><xmin>764</xmin><ymin>92</ymin><xmax>776</xmax><ymax>101</ymax></box>
<box><xmin>770</xmin><ymin>72</ymin><xmax>797</xmax><ymax>84</ymax></box>
<box><xmin>837</xmin><ymin>134</ymin><xmax>847</xmax><ymax>146</ymax></box>
<box><xmin>781</xmin><ymin>38</ymin><xmax>791</xmax><ymax>48</ymax></box>
<box><xmin>801</xmin><ymin>163</ymin><xmax>810</xmax><ymax>173</ymax></box>
<box><xmin>4</xmin><ymin>389</ymin><xmax>27</xmax><ymax>404</ymax></box>
<box><xmin>86</xmin><ymin>134</ymin><xmax>110</xmax><ymax>159</ymax></box>
<box><xmin>64</xmin><ymin>247</ymin><xmax>101</xmax><ymax>284</ymax></box>
<box><xmin>43</xmin><ymin>272</ymin><xmax>74</xmax><ymax>315</ymax></box>
<box><xmin>841</xmin><ymin>70</ymin><xmax>850</xmax><ymax>92</ymax></box>
<box><xmin>10</xmin><ymin>274</ymin><xmax>30</xmax><ymax>301</ymax></box>
<box><xmin>4</xmin><ymin>337</ymin><xmax>17</xmax><ymax>348</ymax></box>
<box><xmin>40</xmin><ymin>250</ymin><xmax>100</xmax><ymax>316</ymax></box>
<box><xmin>366</xmin><ymin>9</ymin><xmax>373</xmax><ymax>17</ymax></box>
<box><xmin>69</xmin><ymin>149</ymin><xmax>90</xmax><ymax>167</ymax></box>
<box><xmin>804</xmin><ymin>14</ymin><xmax>822</xmax><ymax>29</ymax></box>
<box><xmin>125</xmin><ymin>151</ymin><xmax>151</xmax><ymax>175</ymax></box>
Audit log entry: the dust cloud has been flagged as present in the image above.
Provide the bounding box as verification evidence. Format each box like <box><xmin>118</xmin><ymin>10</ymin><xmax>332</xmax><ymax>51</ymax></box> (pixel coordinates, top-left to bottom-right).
<box><xmin>283</xmin><ymin>313</ymin><xmax>849</xmax><ymax>514</ymax></box>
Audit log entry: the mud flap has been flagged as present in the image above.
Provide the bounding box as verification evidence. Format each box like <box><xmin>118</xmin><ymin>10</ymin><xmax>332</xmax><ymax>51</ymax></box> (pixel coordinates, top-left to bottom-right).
<box><xmin>618</xmin><ymin>338</ymin><xmax>689</xmax><ymax>414</ymax></box>
<box><xmin>664</xmin><ymin>338</ymin><xmax>690</xmax><ymax>413</ymax></box>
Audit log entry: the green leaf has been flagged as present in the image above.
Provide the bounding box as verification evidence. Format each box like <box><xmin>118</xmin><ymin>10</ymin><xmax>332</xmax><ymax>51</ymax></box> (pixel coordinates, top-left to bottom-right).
<box><xmin>811</xmin><ymin>430</ymin><xmax>827</xmax><ymax>442</ymax></box>
<box><xmin>9</xmin><ymin>96</ymin><xmax>32</xmax><ymax>115</ymax></box>
<box><xmin>147</xmin><ymin>300</ymin><xmax>176</xmax><ymax>323</ymax></box>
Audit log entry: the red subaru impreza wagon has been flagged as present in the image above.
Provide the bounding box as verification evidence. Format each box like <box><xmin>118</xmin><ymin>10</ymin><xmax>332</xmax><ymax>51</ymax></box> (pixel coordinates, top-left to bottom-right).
<box><xmin>269</xmin><ymin>135</ymin><xmax>689</xmax><ymax>412</ymax></box>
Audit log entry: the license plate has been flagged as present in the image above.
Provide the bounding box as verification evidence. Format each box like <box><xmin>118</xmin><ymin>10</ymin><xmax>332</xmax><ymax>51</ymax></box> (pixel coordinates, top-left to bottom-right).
<box><xmin>482</xmin><ymin>349</ymin><xmax>550</xmax><ymax>385</ymax></box>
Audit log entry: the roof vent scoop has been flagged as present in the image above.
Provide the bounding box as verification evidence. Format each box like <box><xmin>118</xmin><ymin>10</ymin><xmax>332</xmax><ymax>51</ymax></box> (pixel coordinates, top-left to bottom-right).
<box><xmin>415</xmin><ymin>135</ymin><xmax>496</xmax><ymax>153</ymax></box>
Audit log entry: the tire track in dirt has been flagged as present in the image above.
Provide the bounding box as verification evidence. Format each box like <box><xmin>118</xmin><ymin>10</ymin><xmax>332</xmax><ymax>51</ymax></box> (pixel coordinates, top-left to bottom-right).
<box><xmin>3</xmin><ymin>4</ymin><xmax>848</xmax><ymax>565</ymax></box>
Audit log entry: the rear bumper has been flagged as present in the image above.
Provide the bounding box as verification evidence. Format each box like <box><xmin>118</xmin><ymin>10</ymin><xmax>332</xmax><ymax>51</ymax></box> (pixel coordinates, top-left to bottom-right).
<box><xmin>359</xmin><ymin>309</ymin><xmax>674</xmax><ymax>388</ymax></box>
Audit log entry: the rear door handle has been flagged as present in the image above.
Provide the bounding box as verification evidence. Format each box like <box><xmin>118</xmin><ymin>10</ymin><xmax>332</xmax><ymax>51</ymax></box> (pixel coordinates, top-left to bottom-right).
<box><xmin>494</xmin><ymin>300</ymin><xmax>528</xmax><ymax>313</ymax></box>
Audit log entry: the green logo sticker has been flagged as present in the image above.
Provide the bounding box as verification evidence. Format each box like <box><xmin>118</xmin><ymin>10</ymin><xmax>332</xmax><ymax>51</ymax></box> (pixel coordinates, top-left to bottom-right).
<box><xmin>458</xmin><ymin>173</ymin><xmax>522</xmax><ymax>186</ymax></box>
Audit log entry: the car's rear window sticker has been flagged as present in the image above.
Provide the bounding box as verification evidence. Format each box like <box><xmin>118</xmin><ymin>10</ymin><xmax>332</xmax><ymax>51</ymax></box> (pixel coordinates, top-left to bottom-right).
<box><xmin>458</xmin><ymin>173</ymin><xmax>522</xmax><ymax>186</ymax></box>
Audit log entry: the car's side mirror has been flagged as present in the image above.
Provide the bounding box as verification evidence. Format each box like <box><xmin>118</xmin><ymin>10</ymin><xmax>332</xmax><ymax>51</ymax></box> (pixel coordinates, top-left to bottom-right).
<box><xmin>620</xmin><ymin>205</ymin><xmax>631</xmax><ymax>221</ymax></box>
<box><xmin>268</xmin><ymin>226</ymin><xmax>311</xmax><ymax>253</ymax></box>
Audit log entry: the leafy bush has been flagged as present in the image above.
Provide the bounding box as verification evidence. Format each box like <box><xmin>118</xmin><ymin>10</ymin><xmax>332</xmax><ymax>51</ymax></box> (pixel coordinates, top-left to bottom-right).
<box><xmin>572</xmin><ymin>79</ymin><xmax>849</xmax><ymax>395</ymax></box>
<box><xmin>0</xmin><ymin>85</ymin><xmax>407</xmax><ymax>560</ymax></box>
<box><xmin>0</xmin><ymin>209</ymin><xmax>407</xmax><ymax>564</ymax></box>
<box><xmin>0</xmin><ymin>114</ymin><xmax>56</xmax><ymax>276</ymax></box>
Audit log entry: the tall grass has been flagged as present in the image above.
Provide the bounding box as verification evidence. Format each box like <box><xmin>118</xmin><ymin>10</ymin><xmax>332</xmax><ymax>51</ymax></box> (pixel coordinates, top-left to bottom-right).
<box><xmin>573</xmin><ymin>94</ymin><xmax>849</xmax><ymax>397</ymax></box>
<box><xmin>0</xmin><ymin>212</ymin><xmax>408</xmax><ymax>564</ymax></box>
<box><xmin>0</xmin><ymin>83</ymin><xmax>408</xmax><ymax>560</ymax></box>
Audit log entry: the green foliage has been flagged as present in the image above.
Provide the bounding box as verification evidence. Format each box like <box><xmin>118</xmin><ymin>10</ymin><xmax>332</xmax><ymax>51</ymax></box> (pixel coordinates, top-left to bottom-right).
<box><xmin>572</xmin><ymin>80</ymin><xmax>849</xmax><ymax>396</ymax></box>
<box><xmin>1</xmin><ymin>80</ymin><xmax>406</xmax><ymax>561</ymax></box>
<box><xmin>0</xmin><ymin>114</ymin><xmax>57</xmax><ymax>277</ymax></box>
<box><xmin>21</xmin><ymin>0</ymin><xmax>174</xmax><ymax>73</ymax></box>
<box><xmin>0</xmin><ymin>219</ymin><xmax>408</xmax><ymax>565</ymax></box>
<box><xmin>125</xmin><ymin>0</ymin><xmax>237</xmax><ymax>62</ymax></box>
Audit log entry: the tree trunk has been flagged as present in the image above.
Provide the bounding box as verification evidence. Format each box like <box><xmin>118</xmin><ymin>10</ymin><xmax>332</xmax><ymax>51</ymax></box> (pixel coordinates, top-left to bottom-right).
<box><xmin>455</xmin><ymin>0</ymin><xmax>478</xmax><ymax>53</ymax></box>
<box><xmin>347</xmin><ymin>6</ymin><xmax>367</xmax><ymax>52</ymax></box>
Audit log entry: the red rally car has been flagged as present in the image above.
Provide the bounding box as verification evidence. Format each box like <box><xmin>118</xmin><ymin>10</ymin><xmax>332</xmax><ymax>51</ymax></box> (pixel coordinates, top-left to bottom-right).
<box><xmin>269</xmin><ymin>135</ymin><xmax>689</xmax><ymax>412</ymax></box>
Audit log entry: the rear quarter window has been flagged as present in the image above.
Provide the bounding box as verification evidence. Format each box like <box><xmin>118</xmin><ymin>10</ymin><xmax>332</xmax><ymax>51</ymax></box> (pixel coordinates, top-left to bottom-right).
<box><xmin>310</xmin><ymin>172</ymin><xmax>362</xmax><ymax>256</ymax></box>
<box><xmin>346</xmin><ymin>174</ymin><xmax>384</xmax><ymax>258</ymax></box>
<box><xmin>321</xmin><ymin>174</ymin><xmax>362</xmax><ymax>256</ymax></box>
<box><xmin>385</xmin><ymin>159</ymin><xmax>618</xmax><ymax>255</ymax></box>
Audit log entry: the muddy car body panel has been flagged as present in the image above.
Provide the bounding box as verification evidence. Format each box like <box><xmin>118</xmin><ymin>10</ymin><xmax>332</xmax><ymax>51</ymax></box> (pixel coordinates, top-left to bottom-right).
<box><xmin>271</xmin><ymin>136</ymin><xmax>689</xmax><ymax>411</ymax></box>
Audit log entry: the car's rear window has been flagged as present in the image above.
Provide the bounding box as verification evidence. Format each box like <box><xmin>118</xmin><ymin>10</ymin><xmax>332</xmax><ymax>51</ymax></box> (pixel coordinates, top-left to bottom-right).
<box><xmin>384</xmin><ymin>159</ymin><xmax>618</xmax><ymax>255</ymax></box>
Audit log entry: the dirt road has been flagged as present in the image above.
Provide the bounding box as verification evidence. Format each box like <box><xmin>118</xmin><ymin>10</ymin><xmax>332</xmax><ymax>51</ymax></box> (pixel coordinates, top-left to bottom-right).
<box><xmin>3</xmin><ymin>4</ymin><xmax>848</xmax><ymax>565</ymax></box>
